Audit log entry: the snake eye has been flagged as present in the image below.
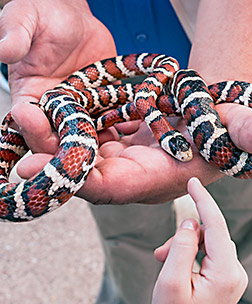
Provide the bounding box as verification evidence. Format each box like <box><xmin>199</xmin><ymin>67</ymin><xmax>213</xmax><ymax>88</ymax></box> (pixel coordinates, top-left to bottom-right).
<box><xmin>169</xmin><ymin>135</ymin><xmax>190</xmax><ymax>156</ymax></box>
<box><xmin>176</xmin><ymin>135</ymin><xmax>191</xmax><ymax>152</ymax></box>
<box><xmin>168</xmin><ymin>137</ymin><xmax>179</xmax><ymax>156</ymax></box>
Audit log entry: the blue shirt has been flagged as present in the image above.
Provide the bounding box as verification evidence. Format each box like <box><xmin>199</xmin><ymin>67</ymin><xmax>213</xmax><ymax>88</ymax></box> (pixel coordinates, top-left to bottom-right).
<box><xmin>87</xmin><ymin>0</ymin><xmax>191</xmax><ymax>68</ymax></box>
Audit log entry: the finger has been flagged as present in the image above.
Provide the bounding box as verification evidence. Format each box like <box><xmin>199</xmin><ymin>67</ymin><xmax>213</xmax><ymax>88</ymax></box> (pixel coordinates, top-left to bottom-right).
<box><xmin>11</xmin><ymin>102</ymin><xmax>59</xmax><ymax>154</ymax></box>
<box><xmin>98</xmin><ymin>127</ymin><xmax>120</xmax><ymax>145</ymax></box>
<box><xmin>155</xmin><ymin>218</ymin><xmax>199</xmax><ymax>298</ymax></box>
<box><xmin>217</xmin><ymin>103</ymin><xmax>252</xmax><ymax>153</ymax></box>
<box><xmin>187</xmin><ymin>177</ymin><xmax>235</xmax><ymax>264</ymax></box>
<box><xmin>17</xmin><ymin>153</ymin><xmax>54</xmax><ymax>179</ymax></box>
<box><xmin>17</xmin><ymin>151</ymin><xmax>105</xmax><ymax>180</ymax></box>
<box><xmin>0</xmin><ymin>1</ymin><xmax>36</xmax><ymax>63</ymax></box>
<box><xmin>119</xmin><ymin>121</ymin><xmax>158</xmax><ymax>147</ymax></box>
<box><xmin>154</xmin><ymin>237</ymin><xmax>174</xmax><ymax>262</ymax></box>
<box><xmin>114</xmin><ymin>120</ymin><xmax>141</xmax><ymax>135</ymax></box>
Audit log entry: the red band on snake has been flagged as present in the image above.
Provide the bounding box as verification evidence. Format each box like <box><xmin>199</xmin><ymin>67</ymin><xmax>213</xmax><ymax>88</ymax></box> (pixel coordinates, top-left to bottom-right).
<box><xmin>0</xmin><ymin>53</ymin><xmax>251</xmax><ymax>222</ymax></box>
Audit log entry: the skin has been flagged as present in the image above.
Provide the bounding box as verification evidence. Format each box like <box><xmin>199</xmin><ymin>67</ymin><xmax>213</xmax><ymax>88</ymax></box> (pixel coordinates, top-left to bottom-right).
<box><xmin>189</xmin><ymin>0</ymin><xmax>252</xmax><ymax>155</ymax></box>
<box><xmin>0</xmin><ymin>0</ymin><xmax>252</xmax><ymax>204</ymax></box>
<box><xmin>0</xmin><ymin>1</ymin><xmax>249</xmax><ymax>301</ymax></box>
<box><xmin>152</xmin><ymin>177</ymin><xmax>248</xmax><ymax>304</ymax></box>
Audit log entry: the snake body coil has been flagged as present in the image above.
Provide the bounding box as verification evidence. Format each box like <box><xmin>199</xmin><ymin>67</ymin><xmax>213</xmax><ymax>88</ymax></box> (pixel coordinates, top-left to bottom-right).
<box><xmin>0</xmin><ymin>53</ymin><xmax>251</xmax><ymax>222</ymax></box>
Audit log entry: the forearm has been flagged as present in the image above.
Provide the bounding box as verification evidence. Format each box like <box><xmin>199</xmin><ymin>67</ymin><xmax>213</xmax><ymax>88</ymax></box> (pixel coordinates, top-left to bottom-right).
<box><xmin>189</xmin><ymin>0</ymin><xmax>252</xmax><ymax>84</ymax></box>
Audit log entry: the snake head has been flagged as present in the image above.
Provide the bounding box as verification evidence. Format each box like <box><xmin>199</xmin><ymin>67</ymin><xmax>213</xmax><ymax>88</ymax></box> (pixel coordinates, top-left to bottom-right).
<box><xmin>160</xmin><ymin>130</ymin><xmax>193</xmax><ymax>162</ymax></box>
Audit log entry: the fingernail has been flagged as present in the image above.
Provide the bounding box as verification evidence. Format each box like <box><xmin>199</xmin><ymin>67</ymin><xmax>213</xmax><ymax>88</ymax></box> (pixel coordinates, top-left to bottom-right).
<box><xmin>180</xmin><ymin>219</ymin><xmax>198</xmax><ymax>231</ymax></box>
<box><xmin>189</xmin><ymin>177</ymin><xmax>202</xmax><ymax>186</ymax></box>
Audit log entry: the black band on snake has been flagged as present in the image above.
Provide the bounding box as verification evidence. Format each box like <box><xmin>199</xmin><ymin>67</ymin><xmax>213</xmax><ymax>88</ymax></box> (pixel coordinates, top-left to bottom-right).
<box><xmin>0</xmin><ymin>53</ymin><xmax>251</xmax><ymax>222</ymax></box>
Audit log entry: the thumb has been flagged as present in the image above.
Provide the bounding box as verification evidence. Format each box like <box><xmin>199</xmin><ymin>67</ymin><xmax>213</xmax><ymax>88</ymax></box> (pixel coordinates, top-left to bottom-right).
<box><xmin>216</xmin><ymin>103</ymin><xmax>252</xmax><ymax>153</ymax></box>
<box><xmin>0</xmin><ymin>1</ymin><xmax>36</xmax><ymax>63</ymax></box>
<box><xmin>11</xmin><ymin>102</ymin><xmax>59</xmax><ymax>154</ymax></box>
<box><xmin>156</xmin><ymin>219</ymin><xmax>200</xmax><ymax>298</ymax></box>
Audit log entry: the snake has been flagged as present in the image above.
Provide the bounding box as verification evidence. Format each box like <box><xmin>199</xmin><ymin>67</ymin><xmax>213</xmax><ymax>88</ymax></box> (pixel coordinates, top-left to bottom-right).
<box><xmin>0</xmin><ymin>53</ymin><xmax>251</xmax><ymax>222</ymax></box>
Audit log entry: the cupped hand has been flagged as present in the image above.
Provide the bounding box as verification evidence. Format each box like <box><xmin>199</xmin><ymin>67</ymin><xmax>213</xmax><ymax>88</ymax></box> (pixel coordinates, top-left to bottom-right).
<box><xmin>0</xmin><ymin>0</ymin><xmax>116</xmax><ymax>154</ymax></box>
<box><xmin>4</xmin><ymin>1</ymin><xmax>252</xmax><ymax>206</ymax></box>
<box><xmin>17</xmin><ymin>100</ymin><xmax>252</xmax><ymax>205</ymax></box>
<box><xmin>152</xmin><ymin>177</ymin><xmax>248</xmax><ymax>304</ymax></box>
<box><xmin>79</xmin><ymin>102</ymin><xmax>252</xmax><ymax>204</ymax></box>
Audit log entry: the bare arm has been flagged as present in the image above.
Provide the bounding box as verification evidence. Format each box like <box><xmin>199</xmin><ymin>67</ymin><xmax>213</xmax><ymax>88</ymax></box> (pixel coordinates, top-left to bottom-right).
<box><xmin>189</xmin><ymin>0</ymin><xmax>252</xmax><ymax>153</ymax></box>
<box><xmin>76</xmin><ymin>0</ymin><xmax>252</xmax><ymax>204</ymax></box>
<box><xmin>190</xmin><ymin>0</ymin><xmax>252</xmax><ymax>84</ymax></box>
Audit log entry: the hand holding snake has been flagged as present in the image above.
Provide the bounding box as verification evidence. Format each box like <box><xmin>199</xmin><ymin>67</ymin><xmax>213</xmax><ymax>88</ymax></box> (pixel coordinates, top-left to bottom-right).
<box><xmin>1</xmin><ymin>1</ymin><xmax>252</xmax><ymax>222</ymax></box>
<box><xmin>1</xmin><ymin>52</ymin><xmax>252</xmax><ymax>221</ymax></box>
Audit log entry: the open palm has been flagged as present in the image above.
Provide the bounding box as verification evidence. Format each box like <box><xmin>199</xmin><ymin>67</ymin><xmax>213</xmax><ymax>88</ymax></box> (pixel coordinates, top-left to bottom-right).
<box><xmin>2</xmin><ymin>0</ymin><xmax>252</xmax><ymax>206</ymax></box>
<box><xmin>0</xmin><ymin>0</ymin><xmax>116</xmax><ymax>153</ymax></box>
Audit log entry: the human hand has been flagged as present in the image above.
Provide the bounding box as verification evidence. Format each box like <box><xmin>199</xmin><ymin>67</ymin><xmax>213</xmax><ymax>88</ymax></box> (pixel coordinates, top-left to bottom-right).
<box><xmin>17</xmin><ymin>101</ymin><xmax>252</xmax><ymax>205</ymax></box>
<box><xmin>0</xmin><ymin>0</ymin><xmax>116</xmax><ymax>154</ymax></box>
<box><xmin>7</xmin><ymin>0</ymin><xmax>252</xmax><ymax>205</ymax></box>
<box><xmin>77</xmin><ymin>0</ymin><xmax>252</xmax><ymax>205</ymax></box>
<box><xmin>152</xmin><ymin>177</ymin><xmax>248</xmax><ymax>304</ymax></box>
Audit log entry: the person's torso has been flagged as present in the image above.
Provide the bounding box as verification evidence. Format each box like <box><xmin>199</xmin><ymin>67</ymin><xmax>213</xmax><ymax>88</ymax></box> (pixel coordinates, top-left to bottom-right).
<box><xmin>87</xmin><ymin>0</ymin><xmax>199</xmax><ymax>68</ymax></box>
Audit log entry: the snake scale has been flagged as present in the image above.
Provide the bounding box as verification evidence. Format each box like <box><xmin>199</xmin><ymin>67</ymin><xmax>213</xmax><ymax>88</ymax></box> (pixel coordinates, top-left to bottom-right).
<box><xmin>0</xmin><ymin>53</ymin><xmax>251</xmax><ymax>222</ymax></box>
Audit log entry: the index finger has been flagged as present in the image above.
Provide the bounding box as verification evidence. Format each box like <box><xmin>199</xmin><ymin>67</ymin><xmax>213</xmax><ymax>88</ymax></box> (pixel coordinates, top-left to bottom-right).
<box><xmin>187</xmin><ymin>177</ymin><xmax>236</xmax><ymax>263</ymax></box>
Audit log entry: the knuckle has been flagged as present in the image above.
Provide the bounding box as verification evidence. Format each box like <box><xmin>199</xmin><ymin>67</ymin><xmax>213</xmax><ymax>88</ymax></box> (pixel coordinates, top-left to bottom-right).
<box><xmin>157</xmin><ymin>271</ymin><xmax>186</xmax><ymax>294</ymax></box>
<box><xmin>159</xmin><ymin>277</ymin><xmax>184</xmax><ymax>294</ymax></box>
<box><xmin>172</xmin><ymin>230</ymin><xmax>198</xmax><ymax>250</ymax></box>
<box><xmin>216</xmin><ymin>265</ymin><xmax>248</xmax><ymax>294</ymax></box>
<box><xmin>228</xmin><ymin>275</ymin><xmax>242</xmax><ymax>291</ymax></box>
<box><xmin>238</xmin><ymin>264</ymin><xmax>249</xmax><ymax>290</ymax></box>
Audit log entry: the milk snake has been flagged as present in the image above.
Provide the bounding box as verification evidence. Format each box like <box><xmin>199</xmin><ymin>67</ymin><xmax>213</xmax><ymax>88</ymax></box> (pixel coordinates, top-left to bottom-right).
<box><xmin>0</xmin><ymin>53</ymin><xmax>251</xmax><ymax>222</ymax></box>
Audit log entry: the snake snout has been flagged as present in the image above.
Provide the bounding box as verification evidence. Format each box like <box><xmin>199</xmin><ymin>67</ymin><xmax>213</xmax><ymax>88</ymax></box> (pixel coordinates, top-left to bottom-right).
<box><xmin>177</xmin><ymin>147</ymin><xmax>193</xmax><ymax>162</ymax></box>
